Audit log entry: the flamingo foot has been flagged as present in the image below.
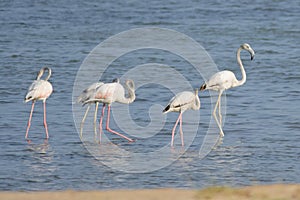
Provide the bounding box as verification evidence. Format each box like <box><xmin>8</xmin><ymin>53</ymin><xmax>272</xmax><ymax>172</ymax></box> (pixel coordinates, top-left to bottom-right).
<box><xmin>220</xmin><ymin>130</ymin><xmax>225</xmax><ymax>137</ymax></box>
<box><xmin>107</xmin><ymin>127</ymin><xmax>134</xmax><ymax>142</ymax></box>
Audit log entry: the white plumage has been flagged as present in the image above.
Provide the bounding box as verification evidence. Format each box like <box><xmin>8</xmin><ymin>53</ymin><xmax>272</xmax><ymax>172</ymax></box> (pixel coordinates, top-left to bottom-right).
<box><xmin>202</xmin><ymin>70</ymin><xmax>238</xmax><ymax>91</ymax></box>
<box><xmin>25</xmin><ymin>67</ymin><xmax>53</xmax><ymax>139</ymax></box>
<box><xmin>163</xmin><ymin>89</ymin><xmax>200</xmax><ymax>146</ymax></box>
<box><xmin>78</xmin><ymin>82</ymin><xmax>104</xmax><ymax>105</ymax></box>
<box><xmin>78</xmin><ymin>79</ymin><xmax>135</xmax><ymax>142</ymax></box>
<box><xmin>200</xmin><ymin>43</ymin><xmax>255</xmax><ymax>137</ymax></box>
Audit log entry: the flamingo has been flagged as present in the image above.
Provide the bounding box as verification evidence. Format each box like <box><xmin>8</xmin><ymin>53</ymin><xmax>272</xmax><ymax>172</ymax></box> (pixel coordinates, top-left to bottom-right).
<box><xmin>78</xmin><ymin>78</ymin><xmax>120</xmax><ymax>138</ymax></box>
<box><xmin>82</xmin><ymin>79</ymin><xmax>136</xmax><ymax>143</ymax></box>
<box><xmin>163</xmin><ymin>89</ymin><xmax>200</xmax><ymax>147</ymax></box>
<box><xmin>25</xmin><ymin>67</ymin><xmax>53</xmax><ymax>139</ymax></box>
<box><xmin>200</xmin><ymin>43</ymin><xmax>255</xmax><ymax>137</ymax></box>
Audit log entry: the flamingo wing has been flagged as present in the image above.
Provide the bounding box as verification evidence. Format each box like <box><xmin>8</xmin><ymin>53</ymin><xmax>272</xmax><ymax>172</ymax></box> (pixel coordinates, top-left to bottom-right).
<box><xmin>25</xmin><ymin>80</ymin><xmax>53</xmax><ymax>102</ymax></box>
<box><xmin>204</xmin><ymin>70</ymin><xmax>237</xmax><ymax>91</ymax></box>
<box><xmin>94</xmin><ymin>82</ymin><xmax>118</xmax><ymax>103</ymax></box>
<box><xmin>78</xmin><ymin>82</ymin><xmax>104</xmax><ymax>103</ymax></box>
<box><xmin>163</xmin><ymin>91</ymin><xmax>195</xmax><ymax>113</ymax></box>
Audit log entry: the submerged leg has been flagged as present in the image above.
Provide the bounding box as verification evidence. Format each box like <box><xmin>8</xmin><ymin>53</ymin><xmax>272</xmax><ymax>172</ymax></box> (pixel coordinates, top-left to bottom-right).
<box><xmin>25</xmin><ymin>101</ymin><xmax>35</xmax><ymax>139</ymax></box>
<box><xmin>99</xmin><ymin>104</ymin><xmax>106</xmax><ymax>143</ymax></box>
<box><xmin>171</xmin><ymin>112</ymin><xmax>182</xmax><ymax>147</ymax></box>
<box><xmin>80</xmin><ymin>105</ymin><xmax>90</xmax><ymax>139</ymax></box>
<box><xmin>43</xmin><ymin>100</ymin><xmax>49</xmax><ymax>139</ymax></box>
<box><xmin>106</xmin><ymin>105</ymin><xmax>134</xmax><ymax>142</ymax></box>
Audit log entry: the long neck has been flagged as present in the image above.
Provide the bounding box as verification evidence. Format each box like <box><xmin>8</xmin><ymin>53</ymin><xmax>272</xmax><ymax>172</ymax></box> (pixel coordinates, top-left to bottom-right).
<box><xmin>236</xmin><ymin>47</ymin><xmax>246</xmax><ymax>86</ymax></box>
<box><xmin>36</xmin><ymin>68</ymin><xmax>44</xmax><ymax>80</ymax></box>
<box><xmin>192</xmin><ymin>89</ymin><xmax>200</xmax><ymax>110</ymax></box>
<box><xmin>36</xmin><ymin>67</ymin><xmax>51</xmax><ymax>81</ymax></box>
<box><xmin>118</xmin><ymin>83</ymin><xmax>135</xmax><ymax>104</ymax></box>
<box><xmin>44</xmin><ymin>67</ymin><xmax>52</xmax><ymax>81</ymax></box>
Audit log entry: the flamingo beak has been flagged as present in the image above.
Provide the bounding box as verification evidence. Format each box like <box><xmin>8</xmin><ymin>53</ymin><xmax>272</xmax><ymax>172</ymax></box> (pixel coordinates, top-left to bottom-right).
<box><xmin>250</xmin><ymin>50</ymin><xmax>255</xmax><ymax>60</ymax></box>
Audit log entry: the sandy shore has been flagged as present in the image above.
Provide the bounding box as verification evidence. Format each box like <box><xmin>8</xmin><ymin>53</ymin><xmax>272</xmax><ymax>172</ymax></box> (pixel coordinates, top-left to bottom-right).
<box><xmin>1</xmin><ymin>184</ymin><xmax>299</xmax><ymax>200</ymax></box>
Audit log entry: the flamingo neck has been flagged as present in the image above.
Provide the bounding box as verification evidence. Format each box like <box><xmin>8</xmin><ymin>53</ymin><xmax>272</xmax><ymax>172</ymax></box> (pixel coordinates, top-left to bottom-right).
<box><xmin>36</xmin><ymin>68</ymin><xmax>44</xmax><ymax>80</ymax></box>
<box><xmin>236</xmin><ymin>47</ymin><xmax>246</xmax><ymax>87</ymax></box>
<box><xmin>36</xmin><ymin>67</ymin><xmax>52</xmax><ymax>81</ymax></box>
<box><xmin>127</xmin><ymin>86</ymin><xmax>135</xmax><ymax>104</ymax></box>
<box><xmin>118</xmin><ymin>84</ymin><xmax>135</xmax><ymax>104</ymax></box>
<box><xmin>192</xmin><ymin>89</ymin><xmax>200</xmax><ymax>110</ymax></box>
<box><xmin>44</xmin><ymin>67</ymin><xmax>52</xmax><ymax>81</ymax></box>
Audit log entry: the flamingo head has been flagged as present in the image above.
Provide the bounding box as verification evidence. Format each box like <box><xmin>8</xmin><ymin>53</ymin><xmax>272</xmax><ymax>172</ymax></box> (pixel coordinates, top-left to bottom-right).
<box><xmin>241</xmin><ymin>43</ymin><xmax>255</xmax><ymax>60</ymax></box>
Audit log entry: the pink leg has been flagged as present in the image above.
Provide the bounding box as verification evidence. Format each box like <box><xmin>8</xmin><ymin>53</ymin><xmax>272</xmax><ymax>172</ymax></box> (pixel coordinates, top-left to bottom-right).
<box><xmin>179</xmin><ymin>113</ymin><xmax>184</xmax><ymax>146</ymax></box>
<box><xmin>106</xmin><ymin>105</ymin><xmax>134</xmax><ymax>142</ymax></box>
<box><xmin>25</xmin><ymin>101</ymin><xmax>35</xmax><ymax>139</ymax></box>
<box><xmin>43</xmin><ymin>100</ymin><xmax>49</xmax><ymax>139</ymax></box>
<box><xmin>171</xmin><ymin>112</ymin><xmax>182</xmax><ymax>147</ymax></box>
<box><xmin>99</xmin><ymin>104</ymin><xmax>106</xmax><ymax>143</ymax></box>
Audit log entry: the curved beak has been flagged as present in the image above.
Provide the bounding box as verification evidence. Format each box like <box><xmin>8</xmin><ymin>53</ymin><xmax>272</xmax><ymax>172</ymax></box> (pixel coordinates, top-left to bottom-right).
<box><xmin>250</xmin><ymin>49</ymin><xmax>255</xmax><ymax>60</ymax></box>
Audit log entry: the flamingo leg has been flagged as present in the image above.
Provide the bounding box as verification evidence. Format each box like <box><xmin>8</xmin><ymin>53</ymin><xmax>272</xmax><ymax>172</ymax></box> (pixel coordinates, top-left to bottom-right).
<box><xmin>99</xmin><ymin>104</ymin><xmax>106</xmax><ymax>143</ymax></box>
<box><xmin>43</xmin><ymin>100</ymin><xmax>49</xmax><ymax>139</ymax></box>
<box><xmin>25</xmin><ymin>101</ymin><xmax>35</xmax><ymax>139</ymax></box>
<box><xmin>80</xmin><ymin>105</ymin><xmax>90</xmax><ymax>139</ymax></box>
<box><xmin>93</xmin><ymin>102</ymin><xmax>99</xmax><ymax>139</ymax></box>
<box><xmin>218</xmin><ymin>94</ymin><xmax>222</xmax><ymax>126</ymax></box>
<box><xmin>106</xmin><ymin>105</ymin><xmax>134</xmax><ymax>142</ymax></box>
<box><xmin>213</xmin><ymin>91</ymin><xmax>224</xmax><ymax>137</ymax></box>
<box><xmin>171</xmin><ymin>112</ymin><xmax>182</xmax><ymax>147</ymax></box>
<box><xmin>179</xmin><ymin>113</ymin><xmax>184</xmax><ymax>146</ymax></box>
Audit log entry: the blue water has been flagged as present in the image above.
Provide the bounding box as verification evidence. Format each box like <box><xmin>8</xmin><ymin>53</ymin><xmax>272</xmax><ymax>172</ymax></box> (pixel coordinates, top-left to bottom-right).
<box><xmin>0</xmin><ymin>0</ymin><xmax>299</xmax><ymax>191</ymax></box>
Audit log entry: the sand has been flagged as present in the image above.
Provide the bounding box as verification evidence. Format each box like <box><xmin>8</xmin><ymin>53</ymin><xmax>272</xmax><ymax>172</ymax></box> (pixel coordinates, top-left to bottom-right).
<box><xmin>1</xmin><ymin>184</ymin><xmax>299</xmax><ymax>200</ymax></box>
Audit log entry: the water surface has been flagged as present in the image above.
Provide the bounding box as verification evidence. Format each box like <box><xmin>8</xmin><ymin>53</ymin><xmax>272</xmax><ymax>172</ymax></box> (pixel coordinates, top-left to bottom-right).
<box><xmin>0</xmin><ymin>0</ymin><xmax>299</xmax><ymax>191</ymax></box>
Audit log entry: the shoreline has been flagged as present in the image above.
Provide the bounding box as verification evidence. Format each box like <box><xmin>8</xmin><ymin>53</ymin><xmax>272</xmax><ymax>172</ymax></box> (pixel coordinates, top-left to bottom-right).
<box><xmin>1</xmin><ymin>184</ymin><xmax>299</xmax><ymax>200</ymax></box>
